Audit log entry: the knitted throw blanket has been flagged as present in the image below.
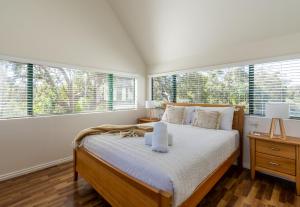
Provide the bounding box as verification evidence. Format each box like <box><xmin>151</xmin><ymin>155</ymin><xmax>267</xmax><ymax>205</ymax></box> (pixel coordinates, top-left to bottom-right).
<box><xmin>74</xmin><ymin>124</ymin><xmax>153</xmax><ymax>148</ymax></box>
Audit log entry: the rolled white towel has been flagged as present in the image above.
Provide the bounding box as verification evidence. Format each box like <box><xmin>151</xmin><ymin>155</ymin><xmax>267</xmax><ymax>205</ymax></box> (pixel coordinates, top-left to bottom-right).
<box><xmin>144</xmin><ymin>132</ymin><xmax>153</xmax><ymax>146</ymax></box>
<box><xmin>144</xmin><ymin>133</ymin><xmax>173</xmax><ymax>146</ymax></box>
<box><xmin>152</xmin><ymin>122</ymin><xmax>168</xmax><ymax>153</ymax></box>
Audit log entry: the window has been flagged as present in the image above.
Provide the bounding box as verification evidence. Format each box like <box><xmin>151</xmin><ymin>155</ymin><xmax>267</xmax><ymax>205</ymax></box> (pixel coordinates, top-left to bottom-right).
<box><xmin>0</xmin><ymin>59</ymin><xmax>137</xmax><ymax>119</ymax></box>
<box><xmin>176</xmin><ymin>67</ymin><xmax>248</xmax><ymax>111</ymax></box>
<box><xmin>113</xmin><ymin>75</ymin><xmax>136</xmax><ymax>110</ymax></box>
<box><xmin>0</xmin><ymin>61</ymin><xmax>28</xmax><ymax>118</ymax></box>
<box><xmin>152</xmin><ymin>75</ymin><xmax>176</xmax><ymax>102</ymax></box>
<box><xmin>252</xmin><ymin>60</ymin><xmax>300</xmax><ymax>117</ymax></box>
<box><xmin>151</xmin><ymin>58</ymin><xmax>300</xmax><ymax>118</ymax></box>
<box><xmin>33</xmin><ymin>66</ymin><xmax>109</xmax><ymax>115</ymax></box>
<box><xmin>152</xmin><ymin>67</ymin><xmax>248</xmax><ymax>112</ymax></box>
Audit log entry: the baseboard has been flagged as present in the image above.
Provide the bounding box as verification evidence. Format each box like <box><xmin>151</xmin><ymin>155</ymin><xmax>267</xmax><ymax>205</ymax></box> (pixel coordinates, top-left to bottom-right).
<box><xmin>0</xmin><ymin>156</ymin><xmax>73</xmax><ymax>182</ymax></box>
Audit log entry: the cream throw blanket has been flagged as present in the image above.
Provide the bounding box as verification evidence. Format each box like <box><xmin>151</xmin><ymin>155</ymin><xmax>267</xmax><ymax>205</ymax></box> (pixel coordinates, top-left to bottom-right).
<box><xmin>74</xmin><ymin>124</ymin><xmax>153</xmax><ymax>148</ymax></box>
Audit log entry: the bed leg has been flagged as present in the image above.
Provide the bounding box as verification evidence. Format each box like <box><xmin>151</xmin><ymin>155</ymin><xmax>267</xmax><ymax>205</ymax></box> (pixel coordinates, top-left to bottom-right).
<box><xmin>237</xmin><ymin>154</ymin><xmax>243</xmax><ymax>171</ymax></box>
<box><xmin>74</xmin><ymin>170</ymin><xmax>78</xmax><ymax>181</ymax></box>
<box><xmin>73</xmin><ymin>149</ymin><xmax>78</xmax><ymax>181</ymax></box>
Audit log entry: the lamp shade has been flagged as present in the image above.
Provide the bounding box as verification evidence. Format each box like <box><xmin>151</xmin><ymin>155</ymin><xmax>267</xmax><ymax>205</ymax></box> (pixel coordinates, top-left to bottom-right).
<box><xmin>145</xmin><ymin>100</ymin><xmax>155</xmax><ymax>109</ymax></box>
<box><xmin>265</xmin><ymin>103</ymin><xmax>289</xmax><ymax>119</ymax></box>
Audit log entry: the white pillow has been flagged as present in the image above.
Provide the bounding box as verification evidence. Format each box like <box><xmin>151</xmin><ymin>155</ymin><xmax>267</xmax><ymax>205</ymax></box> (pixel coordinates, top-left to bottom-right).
<box><xmin>194</xmin><ymin>107</ymin><xmax>234</xmax><ymax>130</ymax></box>
<box><xmin>182</xmin><ymin>107</ymin><xmax>195</xmax><ymax>125</ymax></box>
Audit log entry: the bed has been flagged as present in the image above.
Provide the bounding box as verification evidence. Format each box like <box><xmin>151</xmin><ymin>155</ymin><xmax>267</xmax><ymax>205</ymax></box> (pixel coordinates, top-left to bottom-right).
<box><xmin>73</xmin><ymin>103</ymin><xmax>244</xmax><ymax>207</ymax></box>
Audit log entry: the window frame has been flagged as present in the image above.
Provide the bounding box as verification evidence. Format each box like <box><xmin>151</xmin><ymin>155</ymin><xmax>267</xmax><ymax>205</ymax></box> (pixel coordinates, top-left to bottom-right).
<box><xmin>0</xmin><ymin>59</ymin><xmax>137</xmax><ymax>119</ymax></box>
<box><xmin>150</xmin><ymin>62</ymin><xmax>300</xmax><ymax>119</ymax></box>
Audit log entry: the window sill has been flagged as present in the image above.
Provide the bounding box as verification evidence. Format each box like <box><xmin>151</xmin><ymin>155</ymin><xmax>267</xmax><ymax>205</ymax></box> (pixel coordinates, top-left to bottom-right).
<box><xmin>245</xmin><ymin>114</ymin><xmax>300</xmax><ymax>121</ymax></box>
<box><xmin>0</xmin><ymin>108</ymin><xmax>144</xmax><ymax>121</ymax></box>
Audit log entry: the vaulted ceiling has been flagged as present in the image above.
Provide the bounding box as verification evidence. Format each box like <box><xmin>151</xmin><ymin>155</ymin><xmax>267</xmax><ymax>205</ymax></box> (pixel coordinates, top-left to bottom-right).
<box><xmin>108</xmin><ymin>0</ymin><xmax>300</xmax><ymax>66</ymax></box>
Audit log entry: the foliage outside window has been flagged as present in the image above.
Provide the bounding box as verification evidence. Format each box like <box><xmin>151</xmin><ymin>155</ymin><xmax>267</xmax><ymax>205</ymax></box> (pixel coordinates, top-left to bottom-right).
<box><xmin>113</xmin><ymin>76</ymin><xmax>136</xmax><ymax>110</ymax></box>
<box><xmin>152</xmin><ymin>75</ymin><xmax>175</xmax><ymax>102</ymax></box>
<box><xmin>0</xmin><ymin>60</ymin><xmax>137</xmax><ymax>119</ymax></box>
<box><xmin>151</xmin><ymin>59</ymin><xmax>300</xmax><ymax>118</ymax></box>
<box><xmin>252</xmin><ymin>60</ymin><xmax>300</xmax><ymax>118</ymax></box>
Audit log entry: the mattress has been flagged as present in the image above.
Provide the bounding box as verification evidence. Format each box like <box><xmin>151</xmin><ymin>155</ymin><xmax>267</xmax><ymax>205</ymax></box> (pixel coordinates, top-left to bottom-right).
<box><xmin>82</xmin><ymin>122</ymin><xmax>239</xmax><ymax>206</ymax></box>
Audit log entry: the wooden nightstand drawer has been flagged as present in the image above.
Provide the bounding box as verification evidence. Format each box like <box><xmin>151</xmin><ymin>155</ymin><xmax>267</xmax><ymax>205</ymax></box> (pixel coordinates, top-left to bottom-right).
<box><xmin>256</xmin><ymin>140</ymin><xmax>296</xmax><ymax>159</ymax></box>
<box><xmin>256</xmin><ymin>152</ymin><xmax>296</xmax><ymax>176</ymax></box>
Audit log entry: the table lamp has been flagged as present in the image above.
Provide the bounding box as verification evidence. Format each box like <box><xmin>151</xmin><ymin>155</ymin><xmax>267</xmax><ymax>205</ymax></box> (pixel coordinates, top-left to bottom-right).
<box><xmin>145</xmin><ymin>100</ymin><xmax>155</xmax><ymax>120</ymax></box>
<box><xmin>265</xmin><ymin>103</ymin><xmax>289</xmax><ymax>139</ymax></box>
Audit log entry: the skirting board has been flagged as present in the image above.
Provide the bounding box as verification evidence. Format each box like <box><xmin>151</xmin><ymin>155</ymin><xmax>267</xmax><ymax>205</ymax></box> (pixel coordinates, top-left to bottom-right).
<box><xmin>0</xmin><ymin>156</ymin><xmax>73</xmax><ymax>182</ymax></box>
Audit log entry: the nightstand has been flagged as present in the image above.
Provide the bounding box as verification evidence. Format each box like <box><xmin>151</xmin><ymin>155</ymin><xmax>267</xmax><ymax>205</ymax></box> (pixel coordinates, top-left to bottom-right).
<box><xmin>137</xmin><ymin>117</ymin><xmax>160</xmax><ymax>124</ymax></box>
<box><xmin>248</xmin><ymin>132</ymin><xmax>300</xmax><ymax>195</ymax></box>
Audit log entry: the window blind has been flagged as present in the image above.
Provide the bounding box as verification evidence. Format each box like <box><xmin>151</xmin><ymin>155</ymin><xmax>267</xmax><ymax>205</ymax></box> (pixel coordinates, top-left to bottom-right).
<box><xmin>0</xmin><ymin>59</ymin><xmax>137</xmax><ymax>119</ymax></box>
<box><xmin>152</xmin><ymin>75</ymin><xmax>176</xmax><ymax>102</ymax></box>
<box><xmin>113</xmin><ymin>75</ymin><xmax>136</xmax><ymax>110</ymax></box>
<box><xmin>152</xmin><ymin>67</ymin><xmax>249</xmax><ymax>112</ymax></box>
<box><xmin>33</xmin><ymin>66</ymin><xmax>109</xmax><ymax>115</ymax></box>
<box><xmin>252</xmin><ymin>59</ymin><xmax>300</xmax><ymax>117</ymax></box>
<box><xmin>176</xmin><ymin>67</ymin><xmax>248</xmax><ymax>109</ymax></box>
<box><xmin>0</xmin><ymin>61</ymin><xmax>28</xmax><ymax>118</ymax></box>
<box><xmin>151</xmin><ymin>59</ymin><xmax>300</xmax><ymax>118</ymax></box>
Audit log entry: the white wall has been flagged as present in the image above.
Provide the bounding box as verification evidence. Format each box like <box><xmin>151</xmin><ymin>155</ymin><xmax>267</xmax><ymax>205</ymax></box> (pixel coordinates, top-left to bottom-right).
<box><xmin>148</xmin><ymin>32</ymin><xmax>300</xmax><ymax>74</ymax></box>
<box><xmin>0</xmin><ymin>0</ymin><xmax>147</xmax><ymax>179</ymax></box>
<box><xmin>109</xmin><ymin>0</ymin><xmax>300</xmax><ymax>72</ymax></box>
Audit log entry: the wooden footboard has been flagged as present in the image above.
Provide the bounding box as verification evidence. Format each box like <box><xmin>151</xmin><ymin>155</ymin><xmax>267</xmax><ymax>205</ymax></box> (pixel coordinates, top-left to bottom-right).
<box><xmin>74</xmin><ymin>148</ymin><xmax>172</xmax><ymax>207</ymax></box>
<box><xmin>74</xmin><ymin>147</ymin><xmax>240</xmax><ymax>207</ymax></box>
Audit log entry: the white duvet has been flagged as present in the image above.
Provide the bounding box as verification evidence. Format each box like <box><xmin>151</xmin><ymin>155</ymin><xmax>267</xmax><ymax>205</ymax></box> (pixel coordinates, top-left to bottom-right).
<box><xmin>82</xmin><ymin>122</ymin><xmax>239</xmax><ymax>206</ymax></box>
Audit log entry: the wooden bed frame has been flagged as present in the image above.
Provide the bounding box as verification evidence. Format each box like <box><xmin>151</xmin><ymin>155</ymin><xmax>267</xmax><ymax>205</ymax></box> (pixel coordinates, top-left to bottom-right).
<box><xmin>74</xmin><ymin>103</ymin><xmax>244</xmax><ymax>207</ymax></box>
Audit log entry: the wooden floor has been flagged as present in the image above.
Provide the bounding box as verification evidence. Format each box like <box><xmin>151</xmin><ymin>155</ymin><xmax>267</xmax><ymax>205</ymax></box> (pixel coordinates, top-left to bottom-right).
<box><xmin>0</xmin><ymin>162</ymin><xmax>299</xmax><ymax>207</ymax></box>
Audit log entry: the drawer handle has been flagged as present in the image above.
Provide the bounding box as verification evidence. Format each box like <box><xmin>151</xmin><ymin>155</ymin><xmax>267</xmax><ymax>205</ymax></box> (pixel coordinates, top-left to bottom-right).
<box><xmin>269</xmin><ymin>161</ymin><xmax>280</xmax><ymax>166</ymax></box>
<box><xmin>271</xmin><ymin>147</ymin><xmax>280</xmax><ymax>151</ymax></box>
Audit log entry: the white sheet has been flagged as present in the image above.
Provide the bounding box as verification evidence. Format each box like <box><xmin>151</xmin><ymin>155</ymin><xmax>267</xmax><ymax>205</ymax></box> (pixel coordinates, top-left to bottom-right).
<box><xmin>82</xmin><ymin>122</ymin><xmax>239</xmax><ymax>206</ymax></box>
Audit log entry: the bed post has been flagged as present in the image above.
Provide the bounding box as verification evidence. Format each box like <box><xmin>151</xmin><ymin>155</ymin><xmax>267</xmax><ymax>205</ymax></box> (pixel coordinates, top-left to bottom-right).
<box><xmin>236</xmin><ymin>106</ymin><xmax>244</xmax><ymax>170</ymax></box>
<box><xmin>73</xmin><ymin>149</ymin><xmax>78</xmax><ymax>181</ymax></box>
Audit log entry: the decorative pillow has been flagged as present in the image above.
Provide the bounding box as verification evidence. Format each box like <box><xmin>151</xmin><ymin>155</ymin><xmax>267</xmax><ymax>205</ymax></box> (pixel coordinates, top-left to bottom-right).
<box><xmin>194</xmin><ymin>107</ymin><xmax>234</xmax><ymax>130</ymax></box>
<box><xmin>161</xmin><ymin>105</ymin><xmax>184</xmax><ymax>124</ymax></box>
<box><xmin>182</xmin><ymin>106</ymin><xmax>195</xmax><ymax>125</ymax></box>
<box><xmin>192</xmin><ymin>110</ymin><xmax>221</xmax><ymax>129</ymax></box>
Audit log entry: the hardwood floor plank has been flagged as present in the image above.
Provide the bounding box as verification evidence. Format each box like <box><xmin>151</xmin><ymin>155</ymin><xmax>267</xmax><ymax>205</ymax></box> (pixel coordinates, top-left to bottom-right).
<box><xmin>0</xmin><ymin>162</ymin><xmax>299</xmax><ymax>207</ymax></box>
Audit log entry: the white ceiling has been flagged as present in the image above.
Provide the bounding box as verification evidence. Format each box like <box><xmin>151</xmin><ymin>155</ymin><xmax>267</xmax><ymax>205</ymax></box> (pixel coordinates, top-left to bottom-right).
<box><xmin>108</xmin><ymin>0</ymin><xmax>300</xmax><ymax>66</ymax></box>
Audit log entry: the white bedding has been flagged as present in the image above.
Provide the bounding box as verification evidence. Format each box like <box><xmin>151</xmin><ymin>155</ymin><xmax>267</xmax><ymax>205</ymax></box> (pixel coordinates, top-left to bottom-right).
<box><xmin>82</xmin><ymin>122</ymin><xmax>239</xmax><ymax>206</ymax></box>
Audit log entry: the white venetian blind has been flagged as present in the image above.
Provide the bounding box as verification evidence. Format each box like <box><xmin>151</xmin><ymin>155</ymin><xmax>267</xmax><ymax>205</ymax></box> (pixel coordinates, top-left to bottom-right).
<box><xmin>0</xmin><ymin>61</ymin><xmax>28</xmax><ymax>119</ymax></box>
<box><xmin>152</xmin><ymin>75</ymin><xmax>175</xmax><ymax>102</ymax></box>
<box><xmin>152</xmin><ymin>67</ymin><xmax>249</xmax><ymax>112</ymax></box>
<box><xmin>113</xmin><ymin>75</ymin><xmax>136</xmax><ymax>110</ymax></box>
<box><xmin>33</xmin><ymin>66</ymin><xmax>109</xmax><ymax>115</ymax></box>
<box><xmin>177</xmin><ymin>67</ymin><xmax>249</xmax><ymax>110</ymax></box>
<box><xmin>0</xmin><ymin>59</ymin><xmax>137</xmax><ymax>119</ymax></box>
<box><xmin>252</xmin><ymin>59</ymin><xmax>300</xmax><ymax>117</ymax></box>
